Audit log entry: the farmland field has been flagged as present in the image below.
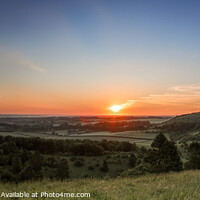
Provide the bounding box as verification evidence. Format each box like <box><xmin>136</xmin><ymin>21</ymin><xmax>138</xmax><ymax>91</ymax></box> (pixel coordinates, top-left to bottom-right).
<box><xmin>0</xmin><ymin>130</ymin><xmax>163</xmax><ymax>146</ymax></box>
<box><xmin>0</xmin><ymin>116</ymin><xmax>171</xmax><ymax>147</ymax></box>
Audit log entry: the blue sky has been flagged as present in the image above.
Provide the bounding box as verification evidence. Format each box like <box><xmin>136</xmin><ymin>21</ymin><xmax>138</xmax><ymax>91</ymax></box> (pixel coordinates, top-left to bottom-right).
<box><xmin>1</xmin><ymin>0</ymin><xmax>200</xmax><ymax>115</ymax></box>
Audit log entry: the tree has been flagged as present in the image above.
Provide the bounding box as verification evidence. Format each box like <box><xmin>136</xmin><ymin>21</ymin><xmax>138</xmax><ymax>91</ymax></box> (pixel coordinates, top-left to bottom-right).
<box><xmin>100</xmin><ymin>160</ymin><xmax>109</xmax><ymax>172</ymax></box>
<box><xmin>145</xmin><ymin>133</ymin><xmax>182</xmax><ymax>173</ymax></box>
<box><xmin>20</xmin><ymin>149</ymin><xmax>30</xmax><ymax>164</ymax></box>
<box><xmin>1</xmin><ymin>141</ymin><xmax>17</xmax><ymax>154</ymax></box>
<box><xmin>30</xmin><ymin>151</ymin><xmax>43</xmax><ymax>172</ymax></box>
<box><xmin>12</xmin><ymin>156</ymin><xmax>22</xmax><ymax>173</ymax></box>
<box><xmin>129</xmin><ymin>154</ymin><xmax>137</xmax><ymax>168</ymax></box>
<box><xmin>56</xmin><ymin>158</ymin><xmax>69</xmax><ymax>180</ymax></box>
<box><xmin>20</xmin><ymin>165</ymin><xmax>36</xmax><ymax>181</ymax></box>
<box><xmin>0</xmin><ymin>170</ymin><xmax>14</xmax><ymax>182</ymax></box>
<box><xmin>185</xmin><ymin>142</ymin><xmax>200</xmax><ymax>169</ymax></box>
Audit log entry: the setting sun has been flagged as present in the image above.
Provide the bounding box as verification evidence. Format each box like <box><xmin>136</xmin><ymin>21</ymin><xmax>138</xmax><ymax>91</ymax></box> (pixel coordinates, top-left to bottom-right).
<box><xmin>109</xmin><ymin>105</ymin><xmax>122</xmax><ymax>113</ymax></box>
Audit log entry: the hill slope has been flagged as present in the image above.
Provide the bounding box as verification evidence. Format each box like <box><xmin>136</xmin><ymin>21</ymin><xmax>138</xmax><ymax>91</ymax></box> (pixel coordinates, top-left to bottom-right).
<box><xmin>159</xmin><ymin>112</ymin><xmax>200</xmax><ymax>142</ymax></box>
<box><xmin>1</xmin><ymin>170</ymin><xmax>200</xmax><ymax>200</ymax></box>
<box><xmin>165</xmin><ymin>112</ymin><xmax>200</xmax><ymax>124</ymax></box>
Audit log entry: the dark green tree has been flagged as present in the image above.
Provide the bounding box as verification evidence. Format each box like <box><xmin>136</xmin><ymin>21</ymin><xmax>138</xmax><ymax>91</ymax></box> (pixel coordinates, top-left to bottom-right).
<box><xmin>129</xmin><ymin>153</ymin><xmax>137</xmax><ymax>168</ymax></box>
<box><xmin>100</xmin><ymin>160</ymin><xmax>109</xmax><ymax>172</ymax></box>
<box><xmin>21</xmin><ymin>149</ymin><xmax>30</xmax><ymax>164</ymax></box>
<box><xmin>145</xmin><ymin>133</ymin><xmax>182</xmax><ymax>173</ymax></box>
<box><xmin>12</xmin><ymin>156</ymin><xmax>22</xmax><ymax>173</ymax></box>
<box><xmin>0</xmin><ymin>170</ymin><xmax>14</xmax><ymax>182</ymax></box>
<box><xmin>30</xmin><ymin>151</ymin><xmax>43</xmax><ymax>172</ymax></box>
<box><xmin>20</xmin><ymin>165</ymin><xmax>37</xmax><ymax>181</ymax></box>
<box><xmin>185</xmin><ymin>142</ymin><xmax>200</xmax><ymax>169</ymax></box>
<box><xmin>56</xmin><ymin>158</ymin><xmax>69</xmax><ymax>180</ymax></box>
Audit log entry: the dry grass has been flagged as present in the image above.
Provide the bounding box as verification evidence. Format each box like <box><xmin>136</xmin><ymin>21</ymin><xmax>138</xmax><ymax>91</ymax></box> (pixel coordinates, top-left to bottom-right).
<box><xmin>1</xmin><ymin>170</ymin><xmax>200</xmax><ymax>199</ymax></box>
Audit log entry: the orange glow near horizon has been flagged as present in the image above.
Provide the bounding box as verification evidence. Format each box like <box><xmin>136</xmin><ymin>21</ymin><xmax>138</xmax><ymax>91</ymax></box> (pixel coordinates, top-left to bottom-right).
<box><xmin>1</xmin><ymin>96</ymin><xmax>200</xmax><ymax>116</ymax></box>
<box><xmin>109</xmin><ymin>105</ymin><xmax>122</xmax><ymax>113</ymax></box>
<box><xmin>1</xmin><ymin>1</ymin><xmax>200</xmax><ymax>117</ymax></box>
<box><xmin>1</xmin><ymin>85</ymin><xmax>200</xmax><ymax>116</ymax></box>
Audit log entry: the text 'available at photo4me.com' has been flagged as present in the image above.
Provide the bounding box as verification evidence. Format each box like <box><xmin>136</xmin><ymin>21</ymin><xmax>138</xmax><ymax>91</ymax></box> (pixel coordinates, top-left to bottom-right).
<box><xmin>0</xmin><ymin>191</ymin><xmax>91</xmax><ymax>198</ymax></box>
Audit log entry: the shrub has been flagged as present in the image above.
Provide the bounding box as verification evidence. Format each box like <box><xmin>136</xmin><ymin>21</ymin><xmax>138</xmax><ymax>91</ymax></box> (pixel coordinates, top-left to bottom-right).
<box><xmin>122</xmin><ymin>154</ymin><xmax>128</xmax><ymax>159</ymax></box>
<box><xmin>117</xmin><ymin>159</ymin><xmax>122</xmax><ymax>164</ymax></box>
<box><xmin>46</xmin><ymin>157</ymin><xmax>57</xmax><ymax>167</ymax></box>
<box><xmin>56</xmin><ymin>158</ymin><xmax>69</xmax><ymax>180</ymax></box>
<box><xmin>100</xmin><ymin>160</ymin><xmax>109</xmax><ymax>172</ymax></box>
<box><xmin>0</xmin><ymin>170</ymin><xmax>14</xmax><ymax>182</ymax></box>
<box><xmin>70</xmin><ymin>156</ymin><xmax>77</xmax><ymax>162</ymax></box>
<box><xmin>106</xmin><ymin>155</ymin><xmax>111</xmax><ymax>159</ymax></box>
<box><xmin>74</xmin><ymin>161</ymin><xmax>84</xmax><ymax>167</ymax></box>
<box><xmin>95</xmin><ymin>163</ymin><xmax>100</xmax><ymax>167</ymax></box>
<box><xmin>129</xmin><ymin>154</ymin><xmax>137</xmax><ymax>168</ymax></box>
<box><xmin>78</xmin><ymin>157</ymin><xmax>85</xmax><ymax>162</ymax></box>
<box><xmin>116</xmin><ymin>168</ymin><xmax>124</xmax><ymax>176</ymax></box>
<box><xmin>120</xmin><ymin>165</ymin><xmax>149</xmax><ymax>177</ymax></box>
<box><xmin>88</xmin><ymin>165</ymin><xmax>95</xmax><ymax>170</ymax></box>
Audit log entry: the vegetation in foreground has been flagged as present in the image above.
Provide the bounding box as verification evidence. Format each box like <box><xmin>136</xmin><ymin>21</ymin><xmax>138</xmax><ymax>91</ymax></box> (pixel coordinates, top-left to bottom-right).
<box><xmin>0</xmin><ymin>135</ymin><xmax>141</xmax><ymax>181</ymax></box>
<box><xmin>1</xmin><ymin>170</ymin><xmax>200</xmax><ymax>200</ymax></box>
<box><xmin>1</xmin><ymin>132</ymin><xmax>200</xmax><ymax>182</ymax></box>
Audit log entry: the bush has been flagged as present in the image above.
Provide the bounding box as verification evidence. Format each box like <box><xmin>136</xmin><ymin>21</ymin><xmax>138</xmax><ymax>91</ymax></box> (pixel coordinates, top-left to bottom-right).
<box><xmin>88</xmin><ymin>165</ymin><xmax>95</xmax><ymax>170</ymax></box>
<box><xmin>117</xmin><ymin>159</ymin><xmax>122</xmax><ymax>164</ymax></box>
<box><xmin>56</xmin><ymin>158</ymin><xmax>69</xmax><ymax>180</ymax></box>
<box><xmin>70</xmin><ymin>156</ymin><xmax>77</xmax><ymax>162</ymax></box>
<box><xmin>0</xmin><ymin>170</ymin><xmax>14</xmax><ymax>182</ymax></box>
<box><xmin>74</xmin><ymin>161</ymin><xmax>84</xmax><ymax>167</ymax></box>
<box><xmin>83</xmin><ymin>174</ymin><xmax>89</xmax><ymax>178</ymax></box>
<box><xmin>116</xmin><ymin>168</ymin><xmax>124</xmax><ymax>176</ymax></box>
<box><xmin>95</xmin><ymin>163</ymin><xmax>100</xmax><ymax>167</ymax></box>
<box><xmin>100</xmin><ymin>160</ymin><xmax>108</xmax><ymax>172</ymax></box>
<box><xmin>129</xmin><ymin>154</ymin><xmax>137</xmax><ymax>168</ymax></box>
<box><xmin>70</xmin><ymin>142</ymin><xmax>104</xmax><ymax>156</ymax></box>
<box><xmin>120</xmin><ymin>165</ymin><xmax>149</xmax><ymax>177</ymax></box>
<box><xmin>122</xmin><ymin>154</ymin><xmax>128</xmax><ymax>159</ymax></box>
<box><xmin>106</xmin><ymin>155</ymin><xmax>111</xmax><ymax>159</ymax></box>
<box><xmin>78</xmin><ymin>157</ymin><xmax>85</xmax><ymax>162</ymax></box>
<box><xmin>20</xmin><ymin>165</ymin><xmax>42</xmax><ymax>181</ymax></box>
<box><xmin>46</xmin><ymin>157</ymin><xmax>56</xmax><ymax>167</ymax></box>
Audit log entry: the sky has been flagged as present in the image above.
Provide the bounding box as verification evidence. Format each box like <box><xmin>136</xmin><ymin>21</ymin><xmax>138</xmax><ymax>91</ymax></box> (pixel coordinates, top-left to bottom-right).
<box><xmin>1</xmin><ymin>0</ymin><xmax>200</xmax><ymax>115</ymax></box>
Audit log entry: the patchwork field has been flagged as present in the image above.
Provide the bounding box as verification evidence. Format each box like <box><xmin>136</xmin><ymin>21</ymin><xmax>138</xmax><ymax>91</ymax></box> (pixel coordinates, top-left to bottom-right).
<box><xmin>0</xmin><ymin>130</ymin><xmax>160</xmax><ymax>146</ymax></box>
<box><xmin>0</xmin><ymin>116</ymin><xmax>171</xmax><ymax>147</ymax></box>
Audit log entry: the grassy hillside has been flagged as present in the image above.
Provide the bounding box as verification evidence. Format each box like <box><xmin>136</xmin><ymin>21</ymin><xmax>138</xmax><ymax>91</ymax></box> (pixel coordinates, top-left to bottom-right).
<box><xmin>1</xmin><ymin>170</ymin><xmax>200</xmax><ymax>200</ymax></box>
<box><xmin>158</xmin><ymin>112</ymin><xmax>200</xmax><ymax>142</ymax></box>
<box><xmin>166</xmin><ymin>112</ymin><xmax>200</xmax><ymax>124</ymax></box>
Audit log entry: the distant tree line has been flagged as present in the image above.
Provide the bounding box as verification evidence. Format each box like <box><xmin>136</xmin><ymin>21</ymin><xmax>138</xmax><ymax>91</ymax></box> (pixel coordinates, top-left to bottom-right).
<box><xmin>73</xmin><ymin>121</ymin><xmax>151</xmax><ymax>132</ymax></box>
<box><xmin>0</xmin><ymin>136</ymin><xmax>137</xmax><ymax>156</ymax></box>
<box><xmin>0</xmin><ymin>120</ymin><xmax>151</xmax><ymax>132</ymax></box>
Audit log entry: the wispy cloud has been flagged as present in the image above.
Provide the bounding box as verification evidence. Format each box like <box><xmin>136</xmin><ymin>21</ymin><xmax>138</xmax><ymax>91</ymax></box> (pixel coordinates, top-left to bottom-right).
<box><xmin>119</xmin><ymin>100</ymin><xmax>136</xmax><ymax>109</ymax></box>
<box><xmin>0</xmin><ymin>48</ymin><xmax>46</xmax><ymax>73</ymax></box>
<box><xmin>115</xmin><ymin>84</ymin><xmax>200</xmax><ymax>114</ymax></box>
<box><xmin>15</xmin><ymin>54</ymin><xmax>46</xmax><ymax>73</ymax></box>
<box><xmin>170</xmin><ymin>85</ymin><xmax>200</xmax><ymax>93</ymax></box>
<box><xmin>133</xmin><ymin>84</ymin><xmax>200</xmax><ymax>108</ymax></box>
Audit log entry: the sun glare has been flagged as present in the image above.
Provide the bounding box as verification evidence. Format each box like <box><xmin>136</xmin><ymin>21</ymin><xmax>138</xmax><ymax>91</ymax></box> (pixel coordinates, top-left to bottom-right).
<box><xmin>109</xmin><ymin>105</ymin><xmax>122</xmax><ymax>113</ymax></box>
